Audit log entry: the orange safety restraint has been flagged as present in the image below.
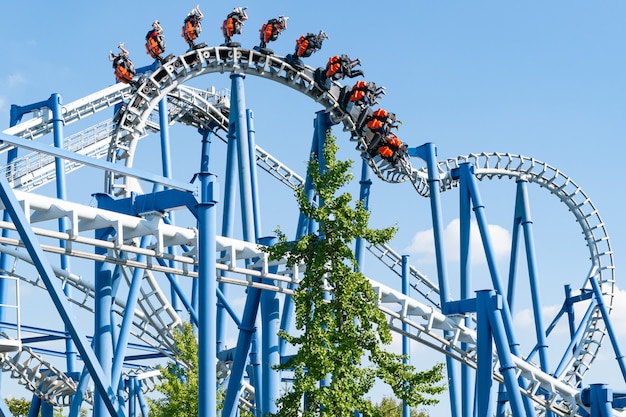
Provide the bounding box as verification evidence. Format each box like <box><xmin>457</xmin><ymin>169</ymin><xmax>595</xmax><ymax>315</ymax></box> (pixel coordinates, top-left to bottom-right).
<box><xmin>115</xmin><ymin>65</ymin><xmax>133</xmax><ymax>84</ymax></box>
<box><xmin>378</xmin><ymin>146</ymin><xmax>394</xmax><ymax>159</ymax></box>
<box><xmin>366</xmin><ymin>109</ymin><xmax>389</xmax><ymax>131</ymax></box>
<box><xmin>349</xmin><ymin>80</ymin><xmax>367</xmax><ymax>102</ymax></box>
<box><xmin>146</xmin><ymin>35</ymin><xmax>162</xmax><ymax>57</ymax></box>
<box><xmin>261</xmin><ymin>22</ymin><xmax>276</xmax><ymax>43</ymax></box>
<box><xmin>326</xmin><ymin>55</ymin><xmax>341</xmax><ymax>78</ymax></box>
<box><xmin>183</xmin><ymin>21</ymin><xmax>197</xmax><ymax>42</ymax></box>
<box><xmin>296</xmin><ymin>36</ymin><xmax>310</xmax><ymax>57</ymax></box>
<box><xmin>386</xmin><ymin>134</ymin><xmax>402</xmax><ymax>149</ymax></box>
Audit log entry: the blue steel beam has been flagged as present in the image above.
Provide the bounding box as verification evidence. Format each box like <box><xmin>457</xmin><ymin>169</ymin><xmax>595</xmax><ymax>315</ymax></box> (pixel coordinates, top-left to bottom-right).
<box><xmin>198</xmin><ymin>165</ymin><xmax>218</xmax><ymax>417</ymax></box>
<box><xmin>354</xmin><ymin>159</ymin><xmax>372</xmax><ymax>269</ymax></box>
<box><xmin>513</xmin><ymin>178</ymin><xmax>554</xmax><ymax>417</ymax></box>
<box><xmin>588</xmin><ymin>275</ymin><xmax>626</xmax><ymax>382</ymax></box>
<box><xmin>94</xmin><ymin>190</ymin><xmax>199</xmax><ymax>218</ymax></box>
<box><xmin>411</xmin><ymin>143</ymin><xmax>458</xmax><ymax>417</ymax></box>
<box><xmin>260</xmin><ymin>236</ymin><xmax>280</xmax><ymax>416</ymax></box>
<box><xmin>0</xmin><ymin>163</ymin><xmax>123</xmax><ymax>416</ymax></box>
<box><xmin>458</xmin><ymin>162</ymin><xmax>473</xmax><ymax>417</ymax></box>
<box><xmin>401</xmin><ymin>255</ymin><xmax>410</xmax><ymax>417</ymax></box>
<box><xmin>217</xmin><ymin>115</ymin><xmax>237</xmax><ymax>353</ymax></box>
<box><xmin>94</xmin><ymin>225</ymin><xmax>116</xmax><ymax>417</ymax></box>
<box><xmin>49</xmin><ymin>93</ymin><xmax>78</xmax><ymax>376</ymax></box>
<box><xmin>157</xmin><ymin>98</ymin><xmax>182</xmax><ymax>316</ymax></box>
<box><xmin>0</xmin><ymin>132</ymin><xmax>195</xmax><ymax>193</ymax></box>
<box><xmin>246</xmin><ymin>110</ymin><xmax>262</xmax><ymax>238</ymax></box>
<box><xmin>197</xmin><ymin>85</ymin><xmax>219</xmax><ymax>417</ymax></box>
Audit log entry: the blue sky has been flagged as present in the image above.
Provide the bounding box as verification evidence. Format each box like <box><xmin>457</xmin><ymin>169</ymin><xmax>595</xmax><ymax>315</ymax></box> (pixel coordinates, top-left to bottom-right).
<box><xmin>1</xmin><ymin>1</ymin><xmax>626</xmax><ymax>416</ymax></box>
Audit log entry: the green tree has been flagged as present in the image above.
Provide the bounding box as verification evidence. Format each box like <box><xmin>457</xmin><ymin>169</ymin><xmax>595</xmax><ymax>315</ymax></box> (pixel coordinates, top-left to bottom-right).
<box><xmin>2</xmin><ymin>398</ymin><xmax>78</xmax><ymax>417</ymax></box>
<box><xmin>265</xmin><ymin>133</ymin><xmax>446</xmax><ymax>417</ymax></box>
<box><xmin>5</xmin><ymin>397</ymin><xmax>30</xmax><ymax>417</ymax></box>
<box><xmin>373</xmin><ymin>396</ymin><xmax>430</xmax><ymax>417</ymax></box>
<box><xmin>149</xmin><ymin>322</ymin><xmax>199</xmax><ymax>417</ymax></box>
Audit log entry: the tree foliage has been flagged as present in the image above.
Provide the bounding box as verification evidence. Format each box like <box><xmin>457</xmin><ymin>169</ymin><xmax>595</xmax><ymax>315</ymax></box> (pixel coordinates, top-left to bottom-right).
<box><xmin>149</xmin><ymin>322</ymin><xmax>199</xmax><ymax>417</ymax></box>
<box><xmin>372</xmin><ymin>396</ymin><xmax>430</xmax><ymax>417</ymax></box>
<box><xmin>5</xmin><ymin>397</ymin><xmax>30</xmax><ymax>417</ymax></box>
<box><xmin>265</xmin><ymin>133</ymin><xmax>446</xmax><ymax>417</ymax></box>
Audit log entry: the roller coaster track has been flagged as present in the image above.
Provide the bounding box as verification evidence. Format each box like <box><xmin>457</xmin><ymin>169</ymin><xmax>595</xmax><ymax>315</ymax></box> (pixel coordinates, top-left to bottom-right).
<box><xmin>0</xmin><ymin>189</ymin><xmax>610</xmax><ymax>415</ymax></box>
<box><xmin>0</xmin><ymin>45</ymin><xmax>616</xmax><ymax>415</ymax></box>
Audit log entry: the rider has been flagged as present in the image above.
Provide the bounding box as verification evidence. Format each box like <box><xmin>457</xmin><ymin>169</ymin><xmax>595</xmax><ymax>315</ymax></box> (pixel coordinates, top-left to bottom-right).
<box><xmin>365</xmin><ymin>108</ymin><xmax>400</xmax><ymax>135</ymax></box>
<box><xmin>376</xmin><ymin>133</ymin><xmax>406</xmax><ymax>165</ymax></box>
<box><xmin>222</xmin><ymin>7</ymin><xmax>248</xmax><ymax>45</ymax></box>
<box><xmin>258</xmin><ymin>15</ymin><xmax>288</xmax><ymax>49</ymax></box>
<box><xmin>325</xmin><ymin>54</ymin><xmax>364</xmax><ymax>80</ymax></box>
<box><xmin>295</xmin><ymin>30</ymin><xmax>327</xmax><ymax>58</ymax></box>
<box><xmin>286</xmin><ymin>30</ymin><xmax>328</xmax><ymax>69</ymax></box>
<box><xmin>109</xmin><ymin>43</ymin><xmax>136</xmax><ymax>86</ymax></box>
<box><xmin>348</xmin><ymin>81</ymin><xmax>385</xmax><ymax>107</ymax></box>
<box><xmin>145</xmin><ymin>20</ymin><xmax>166</xmax><ymax>62</ymax></box>
<box><xmin>182</xmin><ymin>5</ymin><xmax>204</xmax><ymax>49</ymax></box>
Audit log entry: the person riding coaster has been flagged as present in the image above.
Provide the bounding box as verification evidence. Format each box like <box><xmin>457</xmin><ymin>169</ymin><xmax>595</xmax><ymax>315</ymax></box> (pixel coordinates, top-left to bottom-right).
<box><xmin>109</xmin><ymin>43</ymin><xmax>137</xmax><ymax>87</ymax></box>
<box><xmin>364</xmin><ymin>108</ymin><xmax>401</xmax><ymax>136</ymax></box>
<box><xmin>325</xmin><ymin>54</ymin><xmax>364</xmax><ymax>81</ymax></box>
<box><xmin>347</xmin><ymin>81</ymin><xmax>385</xmax><ymax>107</ymax></box>
<box><xmin>182</xmin><ymin>5</ymin><xmax>205</xmax><ymax>49</ymax></box>
<box><xmin>285</xmin><ymin>30</ymin><xmax>328</xmax><ymax>70</ymax></box>
<box><xmin>222</xmin><ymin>7</ymin><xmax>248</xmax><ymax>46</ymax></box>
<box><xmin>145</xmin><ymin>20</ymin><xmax>168</xmax><ymax>63</ymax></box>
<box><xmin>376</xmin><ymin>133</ymin><xmax>408</xmax><ymax>166</ymax></box>
<box><xmin>256</xmin><ymin>15</ymin><xmax>288</xmax><ymax>52</ymax></box>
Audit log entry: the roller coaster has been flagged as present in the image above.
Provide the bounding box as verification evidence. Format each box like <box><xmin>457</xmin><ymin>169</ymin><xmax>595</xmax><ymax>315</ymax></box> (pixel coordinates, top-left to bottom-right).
<box><xmin>0</xmin><ymin>5</ymin><xmax>623</xmax><ymax>417</ymax></box>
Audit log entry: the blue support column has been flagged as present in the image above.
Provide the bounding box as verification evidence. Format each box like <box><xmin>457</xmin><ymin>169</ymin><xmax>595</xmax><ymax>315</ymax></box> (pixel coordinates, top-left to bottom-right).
<box><xmin>230</xmin><ymin>73</ymin><xmax>255</xmax><ymax>242</ymax></box>
<box><xmin>411</xmin><ymin>143</ymin><xmax>458</xmax><ymax>417</ymax></box>
<box><xmin>28</xmin><ymin>395</ymin><xmax>41</xmax><ymax>417</ymax></box>
<box><xmin>355</xmin><ymin>159</ymin><xmax>371</xmax><ymax>269</ymax></box>
<box><xmin>49</xmin><ymin>94</ymin><xmax>77</xmax><ymax>375</ymax></box>
<box><xmin>158</xmin><ymin>98</ymin><xmax>181</xmax><ymax>316</ymax></box>
<box><xmin>588</xmin><ymin>276</ymin><xmax>626</xmax><ymax>380</ymax></box>
<box><xmin>217</xmin><ymin>122</ymin><xmax>236</xmax><ymax>350</ymax></box>
<box><xmin>401</xmin><ymin>255</ymin><xmax>410</xmax><ymax>417</ymax></box>
<box><xmin>260</xmin><ymin>236</ymin><xmax>280</xmax><ymax>416</ymax></box>
<box><xmin>514</xmin><ymin>179</ymin><xmax>552</xmax><ymax>415</ymax></box>
<box><xmin>136</xmin><ymin>379</ymin><xmax>149</xmax><ymax>417</ymax></box>
<box><xmin>127</xmin><ymin>376</ymin><xmax>137</xmax><ymax>417</ymax></box>
<box><xmin>478</xmin><ymin>291</ymin><xmax>526</xmax><ymax>417</ymax></box>
<box><xmin>476</xmin><ymin>291</ymin><xmax>494</xmax><ymax>417</ymax></box>
<box><xmin>247</xmin><ymin>110</ymin><xmax>262</xmax><ymax>239</ymax></box>
<box><xmin>94</xmin><ymin>226</ymin><xmax>116</xmax><ymax>417</ymax></box>
<box><xmin>458</xmin><ymin>164</ymin><xmax>473</xmax><ymax>417</ymax></box>
<box><xmin>486</xmin><ymin>294</ymin><xmax>526</xmax><ymax>417</ymax></box>
<box><xmin>198</xmin><ymin>168</ymin><xmax>218</xmax><ymax>417</ymax></box>
<box><xmin>587</xmin><ymin>384</ymin><xmax>614</xmax><ymax>417</ymax></box>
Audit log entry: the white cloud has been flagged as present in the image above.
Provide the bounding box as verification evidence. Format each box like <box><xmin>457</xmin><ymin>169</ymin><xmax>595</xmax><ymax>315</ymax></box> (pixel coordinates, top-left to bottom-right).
<box><xmin>603</xmin><ymin>286</ymin><xmax>626</xmax><ymax>337</ymax></box>
<box><xmin>7</xmin><ymin>73</ymin><xmax>26</xmax><ymax>88</ymax></box>
<box><xmin>404</xmin><ymin>218</ymin><xmax>511</xmax><ymax>266</ymax></box>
